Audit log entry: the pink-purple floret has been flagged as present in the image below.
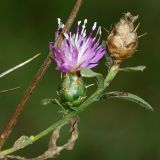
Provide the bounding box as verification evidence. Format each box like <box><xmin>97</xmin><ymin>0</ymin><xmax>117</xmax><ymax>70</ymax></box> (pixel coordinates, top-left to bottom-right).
<box><xmin>49</xmin><ymin>19</ymin><xmax>106</xmax><ymax>73</ymax></box>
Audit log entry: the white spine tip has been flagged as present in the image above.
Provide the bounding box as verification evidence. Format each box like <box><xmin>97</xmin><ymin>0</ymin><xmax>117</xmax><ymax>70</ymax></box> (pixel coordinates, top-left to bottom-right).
<box><xmin>61</xmin><ymin>24</ymin><xmax>64</xmax><ymax>28</ymax></box>
<box><xmin>63</xmin><ymin>33</ymin><xmax>69</xmax><ymax>39</ymax></box>
<box><xmin>83</xmin><ymin>30</ymin><xmax>86</xmax><ymax>37</ymax></box>
<box><xmin>57</xmin><ymin>18</ymin><xmax>61</xmax><ymax>25</ymax></box>
<box><xmin>81</xmin><ymin>19</ymin><xmax>88</xmax><ymax>35</ymax></box>
<box><xmin>92</xmin><ymin>22</ymin><xmax>97</xmax><ymax>31</ymax></box>
<box><xmin>84</xmin><ymin>19</ymin><xmax>88</xmax><ymax>24</ymax></box>
<box><xmin>98</xmin><ymin>26</ymin><xmax>102</xmax><ymax>35</ymax></box>
<box><xmin>78</xmin><ymin>21</ymin><xmax>81</xmax><ymax>25</ymax></box>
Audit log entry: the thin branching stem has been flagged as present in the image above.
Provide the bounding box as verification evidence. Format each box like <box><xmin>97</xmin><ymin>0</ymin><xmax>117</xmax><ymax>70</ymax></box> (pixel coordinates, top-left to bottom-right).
<box><xmin>0</xmin><ymin>65</ymin><xmax>119</xmax><ymax>158</ymax></box>
<box><xmin>0</xmin><ymin>0</ymin><xmax>84</xmax><ymax>150</ymax></box>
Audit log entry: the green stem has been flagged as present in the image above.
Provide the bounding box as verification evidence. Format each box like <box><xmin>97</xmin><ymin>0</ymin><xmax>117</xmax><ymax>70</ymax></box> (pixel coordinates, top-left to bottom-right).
<box><xmin>0</xmin><ymin>65</ymin><xmax>119</xmax><ymax>158</ymax></box>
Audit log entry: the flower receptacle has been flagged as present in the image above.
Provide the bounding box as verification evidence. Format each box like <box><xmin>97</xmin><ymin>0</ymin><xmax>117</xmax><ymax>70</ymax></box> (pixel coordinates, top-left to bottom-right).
<box><xmin>58</xmin><ymin>73</ymin><xmax>86</xmax><ymax>109</ymax></box>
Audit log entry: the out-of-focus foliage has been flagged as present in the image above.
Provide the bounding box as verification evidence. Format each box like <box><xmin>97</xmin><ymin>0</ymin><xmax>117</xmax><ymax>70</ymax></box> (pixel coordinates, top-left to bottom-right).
<box><xmin>0</xmin><ymin>0</ymin><xmax>160</xmax><ymax>159</ymax></box>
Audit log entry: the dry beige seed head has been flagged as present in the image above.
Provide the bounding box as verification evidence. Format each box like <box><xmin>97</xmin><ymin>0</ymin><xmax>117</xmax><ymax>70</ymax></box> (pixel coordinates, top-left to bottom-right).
<box><xmin>107</xmin><ymin>12</ymin><xmax>139</xmax><ymax>62</ymax></box>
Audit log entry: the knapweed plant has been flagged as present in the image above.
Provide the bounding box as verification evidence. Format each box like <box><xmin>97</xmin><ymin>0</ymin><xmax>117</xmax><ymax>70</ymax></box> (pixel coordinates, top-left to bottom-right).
<box><xmin>49</xmin><ymin>18</ymin><xmax>105</xmax><ymax>110</ymax></box>
<box><xmin>0</xmin><ymin>0</ymin><xmax>153</xmax><ymax>159</ymax></box>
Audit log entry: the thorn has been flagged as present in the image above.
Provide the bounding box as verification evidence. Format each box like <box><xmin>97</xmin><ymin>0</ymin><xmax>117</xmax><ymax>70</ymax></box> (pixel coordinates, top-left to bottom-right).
<box><xmin>138</xmin><ymin>32</ymin><xmax>147</xmax><ymax>39</ymax></box>
<box><xmin>110</xmin><ymin>24</ymin><xmax>114</xmax><ymax>30</ymax></box>
<box><xmin>54</xmin><ymin>99</ymin><xmax>63</xmax><ymax>108</ymax></box>
<box><xmin>85</xmin><ymin>84</ymin><xmax>95</xmax><ymax>89</ymax></box>
<box><xmin>134</xmin><ymin>23</ymin><xmax>140</xmax><ymax>32</ymax></box>
<box><xmin>79</xmin><ymin>96</ymin><xmax>87</xmax><ymax>100</ymax></box>
<box><xmin>54</xmin><ymin>98</ymin><xmax>58</xmax><ymax>103</ymax></box>
<box><xmin>103</xmin><ymin>27</ymin><xmax>110</xmax><ymax>34</ymax></box>
<box><xmin>56</xmin><ymin>91</ymin><xmax>59</xmax><ymax>96</ymax></box>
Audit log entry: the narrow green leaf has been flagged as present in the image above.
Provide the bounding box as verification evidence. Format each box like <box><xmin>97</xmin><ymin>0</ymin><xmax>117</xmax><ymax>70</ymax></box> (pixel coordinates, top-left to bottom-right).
<box><xmin>0</xmin><ymin>53</ymin><xmax>41</xmax><ymax>78</ymax></box>
<box><xmin>0</xmin><ymin>86</ymin><xmax>20</xmax><ymax>94</ymax></box>
<box><xmin>41</xmin><ymin>98</ymin><xmax>55</xmax><ymax>106</ymax></box>
<box><xmin>100</xmin><ymin>91</ymin><xmax>153</xmax><ymax>111</ymax></box>
<box><xmin>118</xmin><ymin>66</ymin><xmax>146</xmax><ymax>72</ymax></box>
<box><xmin>81</xmin><ymin>68</ymin><xmax>104</xmax><ymax>88</ymax></box>
<box><xmin>81</xmin><ymin>68</ymin><xmax>99</xmax><ymax>78</ymax></box>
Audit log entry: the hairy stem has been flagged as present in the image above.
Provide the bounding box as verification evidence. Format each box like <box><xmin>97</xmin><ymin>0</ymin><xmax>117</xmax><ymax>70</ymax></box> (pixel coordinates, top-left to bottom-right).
<box><xmin>0</xmin><ymin>0</ymin><xmax>84</xmax><ymax>150</ymax></box>
<box><xmin>0</xmin><ymin>65</ymin><xmax>119</xmax><ymax>158</ymax></box>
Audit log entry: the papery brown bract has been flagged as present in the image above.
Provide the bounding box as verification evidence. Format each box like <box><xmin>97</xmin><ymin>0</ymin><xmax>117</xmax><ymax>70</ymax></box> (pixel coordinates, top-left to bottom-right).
<box><xmin>107</xmin><ymin>12</ymin><xmax>139</xmax><ymax>63</ymax></box>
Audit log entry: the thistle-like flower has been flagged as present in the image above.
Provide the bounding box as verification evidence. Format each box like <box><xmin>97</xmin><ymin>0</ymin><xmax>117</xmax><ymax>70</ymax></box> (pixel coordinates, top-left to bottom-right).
<box><xmin>49</xmin><ymin>19</ymin><xmax>106</xmax><ymax>109</ymax></box>
<box><xmin>49</xmin><ymin>19</ymin><xmax>106</xmax><ymax>73</ymax></box>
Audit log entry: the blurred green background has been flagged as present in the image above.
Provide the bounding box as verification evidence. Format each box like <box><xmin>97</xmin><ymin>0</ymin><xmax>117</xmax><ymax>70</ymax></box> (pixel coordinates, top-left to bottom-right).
<box><xmin>0</xmin><ymin>0</ymin><xmax>160</xmax><ymax>159</ymax></box>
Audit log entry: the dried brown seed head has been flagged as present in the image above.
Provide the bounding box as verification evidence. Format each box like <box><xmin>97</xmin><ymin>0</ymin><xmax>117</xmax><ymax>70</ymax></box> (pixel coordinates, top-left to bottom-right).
<box><xmin>107</xmin><ymin>12</ymin><xmax>139</xmax><ymax>62</ymax></box>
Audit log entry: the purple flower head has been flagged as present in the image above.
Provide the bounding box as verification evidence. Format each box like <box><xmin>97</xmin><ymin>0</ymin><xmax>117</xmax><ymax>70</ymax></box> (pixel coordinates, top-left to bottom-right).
<box><xmin>49</xmin><ymin>18</ymin><xmax>106</xmax><ymax>73</ymax></box>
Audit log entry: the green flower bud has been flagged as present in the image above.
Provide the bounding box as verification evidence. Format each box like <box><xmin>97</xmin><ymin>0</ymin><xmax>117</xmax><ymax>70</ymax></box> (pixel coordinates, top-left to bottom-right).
<box><xmin>58</xmin><ymin>73</ymin><xmax>86</xmax><ymax>108</ymax></box>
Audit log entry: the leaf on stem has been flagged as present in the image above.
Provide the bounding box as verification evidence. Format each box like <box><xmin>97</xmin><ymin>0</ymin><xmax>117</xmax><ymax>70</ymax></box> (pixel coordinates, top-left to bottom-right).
<box><xmin>13</xmin><ymin>136</ymin><xmax>31</xmax><ymax>149</ymax></box>
<box><xmin>118</xmin><ymin>66</ymin><xmax>146</xmax><ymax>72</ymax></box>
<box><xmin>80</xmin><ymin>68</ymin><xmax>104</xmax><ymax>88</ymax></box>
<box><xmin>99</xmin><ymin>91</ymin><xmax>153</xmax><ymax>111</ymax></box>
<box><xmin>41</xmin><ymin>98</ymin><xmax>56</xmax><ymax>106</ymax></box>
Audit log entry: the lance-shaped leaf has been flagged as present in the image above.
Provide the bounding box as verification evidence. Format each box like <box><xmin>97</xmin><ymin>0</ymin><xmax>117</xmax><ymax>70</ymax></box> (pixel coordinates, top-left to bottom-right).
<box><xmin>13</xmin><ymin>136</ymin><xmax>32</xmax><ymax>149</ymax></box>
<box><xmin>81</xmin><ymin>68</ymin><xmax>104</xmax><ymax>89</ymax></box>
<box><xmin>99</xmin><ymin>91</ymin><xmax>153</xmax><ymax>111</ymax></box>
<box><xmin>41</xmin><ymin>98</ymin><xmax>56</xmax><ymax>106</ymax></box>
<box><xmin>118</xmin><ymin>66</ymin><xmax>146</xmax><ymax>72</ymax></box>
